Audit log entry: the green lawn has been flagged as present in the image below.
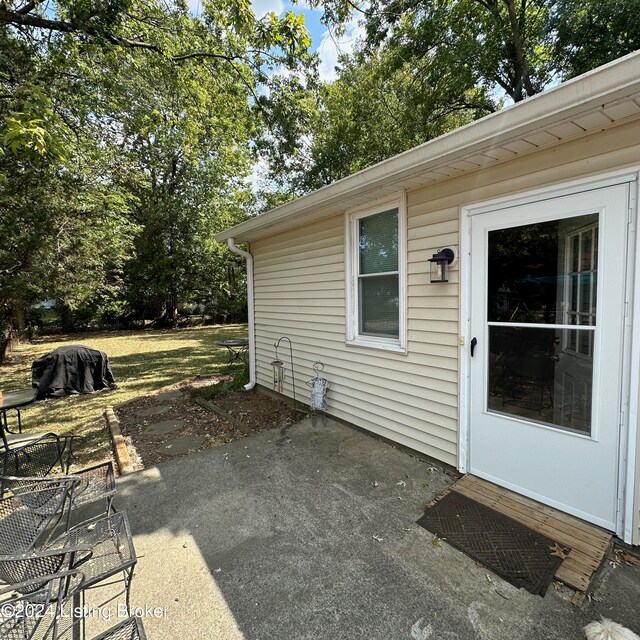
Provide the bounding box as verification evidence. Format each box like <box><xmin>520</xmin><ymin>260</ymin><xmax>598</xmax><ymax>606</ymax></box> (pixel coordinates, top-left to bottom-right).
<box><xmin>0</xmin><ymin>324</ymin><xmax>247</xmax><ymax>469</ymax></box>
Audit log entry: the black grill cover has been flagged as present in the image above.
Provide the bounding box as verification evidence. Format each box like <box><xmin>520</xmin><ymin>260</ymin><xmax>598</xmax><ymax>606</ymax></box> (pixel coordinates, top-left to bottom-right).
<box><xmin>31</xmin><ymin>345</ymin><xmax>116</xmax><ymax>400</ymax></box>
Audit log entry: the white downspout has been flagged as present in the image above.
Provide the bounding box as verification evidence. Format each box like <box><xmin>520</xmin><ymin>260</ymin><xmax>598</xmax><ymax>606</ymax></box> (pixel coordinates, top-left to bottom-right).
<box><xmin>227</xmin><ymin>238</ymin><xmax>256</xmax><ymax>391</ymax></box>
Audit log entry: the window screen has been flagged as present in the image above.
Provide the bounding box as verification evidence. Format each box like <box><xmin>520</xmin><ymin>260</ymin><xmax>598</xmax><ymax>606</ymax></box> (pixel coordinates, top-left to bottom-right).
<box><xmin>358</xmin><ymin>209</ymin><xmax>399</xmax><ymax>337</ymax></box>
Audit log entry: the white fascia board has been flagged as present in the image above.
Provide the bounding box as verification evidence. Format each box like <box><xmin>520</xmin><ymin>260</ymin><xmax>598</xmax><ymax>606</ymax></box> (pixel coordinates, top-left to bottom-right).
<box><xmin>216</xmin><ymin>51</ymin><xmax>640</xmax><ymax>244</ymax></box>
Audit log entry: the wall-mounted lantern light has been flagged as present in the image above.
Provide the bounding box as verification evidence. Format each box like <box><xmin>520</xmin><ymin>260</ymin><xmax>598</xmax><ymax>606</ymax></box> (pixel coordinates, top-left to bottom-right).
<box><xmin>429</xmin><ymin>247</ymin><xmax>456</xmax><ymax>283</ymax></box>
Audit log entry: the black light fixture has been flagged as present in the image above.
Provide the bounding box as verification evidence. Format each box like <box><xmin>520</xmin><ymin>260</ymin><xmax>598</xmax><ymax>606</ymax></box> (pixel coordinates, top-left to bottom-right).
<box><xmin>429</xmin><ymin>247</ymin><xmax>455</xmax><ymax>283</ymax></box>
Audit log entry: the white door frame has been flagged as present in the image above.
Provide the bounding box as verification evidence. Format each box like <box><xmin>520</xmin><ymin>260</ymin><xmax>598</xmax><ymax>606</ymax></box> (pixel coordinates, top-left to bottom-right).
<box><xmin>459</xmin><ymin>169</ymin><xmax>639</xmax><ymax>543</ymax></box>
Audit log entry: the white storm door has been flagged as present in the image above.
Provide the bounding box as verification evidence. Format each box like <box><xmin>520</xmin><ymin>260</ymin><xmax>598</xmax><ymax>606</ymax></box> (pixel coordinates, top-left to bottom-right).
<box><xmin>469</xmin><ymin>184</ymin><xmax>630</xmax><ymax>531</ymax></box>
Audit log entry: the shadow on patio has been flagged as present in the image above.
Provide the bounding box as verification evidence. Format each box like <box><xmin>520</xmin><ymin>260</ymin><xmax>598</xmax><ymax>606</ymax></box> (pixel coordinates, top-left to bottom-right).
<box><xmin>111</xmin><ymin>418</ymin><xmax>640</xmax><ymax>640</ymax></box>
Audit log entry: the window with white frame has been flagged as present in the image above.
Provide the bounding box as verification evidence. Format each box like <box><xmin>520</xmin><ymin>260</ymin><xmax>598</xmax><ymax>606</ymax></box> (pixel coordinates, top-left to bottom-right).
<box><xmin>347</xmin><ymin>197</ymin><xmax>406</xmax><ymax>351</ymax></box>
<box><xmin>564</xmin><ymin>222</ymin><xmax>598</xmax><ymax>357</ymax></box>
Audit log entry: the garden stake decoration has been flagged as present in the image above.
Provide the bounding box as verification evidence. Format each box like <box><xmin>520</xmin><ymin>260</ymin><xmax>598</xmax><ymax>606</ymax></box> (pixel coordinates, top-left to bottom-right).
<box><xmin>271</xmin><ymin>336</ymin><xmax>298</xmax><ymax>415</ymax></box>
<box><xmin>306</xmin><ymin>361</ymin><xmax>331</xmax><ymax>426</ymax></box>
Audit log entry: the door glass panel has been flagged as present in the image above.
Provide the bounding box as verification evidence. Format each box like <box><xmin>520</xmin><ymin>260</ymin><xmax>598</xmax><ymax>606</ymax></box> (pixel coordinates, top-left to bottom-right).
<box><xmin>487</xmin><ymin>212</ymin><xmax>599</xmax><ymax>435</ymax></box>
<box><xmin>488</xmin><ymin>326</ymin><xmax>593</xmax><ymax>434</ymax></box>
<box><xmin>487</xmin><ymin>213</ymin><xmax>598</xmax><ymax>324</ymax></box>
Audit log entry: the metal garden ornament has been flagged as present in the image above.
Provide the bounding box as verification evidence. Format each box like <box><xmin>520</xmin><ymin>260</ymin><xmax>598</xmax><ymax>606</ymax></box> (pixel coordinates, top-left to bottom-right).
<box><xmin>307</xmin><ymin>361</ymin><xmax>331</xmax><ymax>426</ymax></box>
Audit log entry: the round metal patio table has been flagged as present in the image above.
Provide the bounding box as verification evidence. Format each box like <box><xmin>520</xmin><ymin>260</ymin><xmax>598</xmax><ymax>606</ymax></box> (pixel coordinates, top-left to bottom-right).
<box><xmin>0</xmin><ymin>388</ymin><xmax>37</xmax><ymax>436</ymax></box>
<box><xmin>218</xmin><ymin>339</ymin><xmax>249</xmax><ymax>363</ymax></box>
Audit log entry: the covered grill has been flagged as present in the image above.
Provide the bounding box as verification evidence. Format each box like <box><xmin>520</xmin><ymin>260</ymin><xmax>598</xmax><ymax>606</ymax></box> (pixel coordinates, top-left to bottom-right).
<box><xmin>31</xmin><ymin>345</ymin><xmax>116</xmax><ymax>399</ymax></box>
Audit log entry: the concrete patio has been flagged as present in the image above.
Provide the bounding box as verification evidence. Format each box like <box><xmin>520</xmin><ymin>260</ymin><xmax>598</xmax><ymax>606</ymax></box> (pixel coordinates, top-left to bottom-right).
<box><xmin>108</xmin><ymin>417</ymin><xmax>640</xmax><ymax>639</ymax></box>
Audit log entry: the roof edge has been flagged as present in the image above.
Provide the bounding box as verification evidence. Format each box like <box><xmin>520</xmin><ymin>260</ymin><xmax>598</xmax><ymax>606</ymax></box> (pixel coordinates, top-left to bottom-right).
<box><xmin>216</xmin><ymin>51</ymin><xmax>640</xmax><ymax>243</ymax></box>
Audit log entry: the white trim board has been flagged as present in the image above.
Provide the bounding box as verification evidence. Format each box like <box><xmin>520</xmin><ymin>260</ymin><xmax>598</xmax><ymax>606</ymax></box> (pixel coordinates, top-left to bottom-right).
<box><xmin>624</xmin><ymin>176</ymin><xmax>640</xmax><ymax>544</ymax></box>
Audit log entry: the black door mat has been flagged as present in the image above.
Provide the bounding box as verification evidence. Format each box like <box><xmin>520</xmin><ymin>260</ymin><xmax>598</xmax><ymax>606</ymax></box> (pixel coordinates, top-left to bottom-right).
<box><xmin>416</xmin><ymin>490</ymin><xmax>570</xmax><ymax>596</ymax></box>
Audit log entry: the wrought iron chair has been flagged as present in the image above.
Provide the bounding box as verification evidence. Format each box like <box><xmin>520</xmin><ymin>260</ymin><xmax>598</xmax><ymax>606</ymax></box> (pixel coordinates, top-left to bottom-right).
<box><xmin>0</xmin><ymin>480</ymin><xmax>77</xmax><ymax>555</ymax></box>
<box><xmin>1</xmin><ymin>433</ymin><xmax>76</xmax><ymax>479</ymax></box>
<box><xmin>0</xmin><ymin>569</ymin><xmax>147</xmax><ymax>640</ymax></box>
<box><xmin>0</xmin><ymin>511</ymin><xmax>137</xmax><ymax>614</ymax></box>
<box><xmin>3</xmin><ymin>461</ymin><xmax>117</xmax><ymax>518</ymax></box>
<box><xmin>51</xmin><ymin>574</ymin><xmax>147</xmax><ymax>640</ymax></box>
<box><xmin>66</xmin><ymin>463</ymin><xmax>116</xmax><ymax>514</ymax></box>
<box><xmin>0</xmin><ymin>569</ymin><xmax>80</xmax><ymax>640</ymax></box>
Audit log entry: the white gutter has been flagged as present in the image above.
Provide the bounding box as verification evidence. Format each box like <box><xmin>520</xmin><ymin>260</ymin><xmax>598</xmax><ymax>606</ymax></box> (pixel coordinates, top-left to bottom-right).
<box><xmin>227</xmin><ymin>238</ymin><xmax>256</xmax><ymax>391</ymax></box>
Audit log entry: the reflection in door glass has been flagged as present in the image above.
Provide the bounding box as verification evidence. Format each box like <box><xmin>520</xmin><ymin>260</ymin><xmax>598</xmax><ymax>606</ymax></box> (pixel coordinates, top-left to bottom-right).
<box><xmin>488</xmin><ymin>327</ymin><xmax>592</xmax><ymax>434</ymax></box>
<box><xmin>487</xmin><ymin>214</ymin><xmax>598</xmax><ymax>324</ymax></box>
<box><xmin>486</xmin><ymin>213</ymin><xmax>598</xmax><ymax>435</ymax></box>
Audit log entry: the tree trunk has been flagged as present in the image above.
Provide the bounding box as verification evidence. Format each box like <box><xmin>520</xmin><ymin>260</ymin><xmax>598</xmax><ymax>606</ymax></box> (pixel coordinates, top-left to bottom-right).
<box><xmin>0</xmin><ymin>317</ymin><xmax>17</xmax><ymax>365</ymax></box>
<box><xmin>505</xmin><ymin>0</ymin><xmax>528</xmax><ymax>102</ymax></box>
<box><xmin>58</xmin><ymin>301</ymin><xmax>74</xmax><ymax>333</ymax></box>
<box><xmin>13</xmin><ymin>300</ymin><xmax>27</xmax><ymax>334</ymax></box>
<box><xmin>164</xmin><ymin>295</ymin><xmax>179</xmax><ymax>328</ymax></box>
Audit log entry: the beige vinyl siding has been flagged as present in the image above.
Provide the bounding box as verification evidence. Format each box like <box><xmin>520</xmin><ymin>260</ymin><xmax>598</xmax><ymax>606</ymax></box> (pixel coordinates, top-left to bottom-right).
<box><xmin>252</xmin><ymin>207</ymin><xmax>461</xmax><ymax>464</ymax></box>
<box><xmin>250</xmin><ymin>117</ymin><xmax>640</xmax><ymax>470</ymax></box>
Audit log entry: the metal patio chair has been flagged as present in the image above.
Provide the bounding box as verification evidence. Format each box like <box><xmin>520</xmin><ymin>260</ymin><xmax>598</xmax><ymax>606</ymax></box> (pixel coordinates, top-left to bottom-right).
<box><xmin>0</xmin><ymin>510</ymin><xmax>137</xmax><ymax>615</ymax></box>
<box><xmin>1</xmin><ymin>433</ymin><xmax>76</xmax><ymax>480</ymax></box>
<box><xmin>38</xmin><ymin>571</ymin><xmax>145</xmax><ymax>640</ymax></box>
<box><xmin>66</xmin><ymin>463</ymin><xmax>116</xmax><ymax>514</ymax></box>
<box><xmin>0</xmin><ymin>480</ymin><xmax>77</xmax><ymax>555</ymax></box>
<box><xmin>3</xmin><ymin>461</ymin><xmax>117</xmax><ymax>518</ymax></box>
<box><xmin>49</xmin><ymin>574</ymin><xmax>147</xmax><ymax>640</ymax></box>
<box><xmin>0</xmin><ymin>567</ymin><xmax>147</xmax><ymax>640</ymax></box>
<box><xmin>0</xmin><ymin>569</ymin><xmax>80</xmax><ymax>640</ymax></box>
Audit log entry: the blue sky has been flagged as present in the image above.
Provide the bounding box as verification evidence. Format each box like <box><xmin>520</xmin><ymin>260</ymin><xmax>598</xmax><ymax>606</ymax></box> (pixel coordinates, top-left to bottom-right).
<box><xmin>186</xmin><ymin>0</ymin><xmax>364</xmax><ymax>191</ymax></box>
<box><xmin>190</xmin><ymin>0</ymin><xmax>363</xmax><ymax>82</ymax></box>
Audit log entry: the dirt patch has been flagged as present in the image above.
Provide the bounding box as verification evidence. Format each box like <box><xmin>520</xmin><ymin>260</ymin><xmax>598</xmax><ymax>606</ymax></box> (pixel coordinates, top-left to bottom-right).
<box><xmin>116</xmin><ymin>377</ymin><xmax>299</xmax><ymax>470</ymax></box>
<box><xmin>213</xmin><ymin>392</ymin><xmax>299</xmax><ymax>432</ymax></box>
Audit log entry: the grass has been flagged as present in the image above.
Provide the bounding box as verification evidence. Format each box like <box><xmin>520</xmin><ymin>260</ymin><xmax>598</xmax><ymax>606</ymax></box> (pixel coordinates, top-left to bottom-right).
<box><xmin>197</xmin><ymin>361</ymin><xmax>250</xmax><ymax>400</ymax></box>
<box><xmin>0</xmin><ymin>324</ymin><xmax>248</xmax><ymax>469</ymax></box>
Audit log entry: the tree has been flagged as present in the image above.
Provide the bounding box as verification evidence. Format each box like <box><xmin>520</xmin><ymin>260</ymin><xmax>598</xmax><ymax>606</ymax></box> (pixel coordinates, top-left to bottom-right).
<box><xmin>308</xmin><ymin>0</ymin><xmax>555</xmax><ymax>104</ymax></box>
<box><xmin>261</xmin><ymin>0</ymin><xmax>640</xmax><ymax>196</ymax></box>
<box><xmin>1</xmin><ymin>0</ymin><xmax>310</xmax><ymax>132</ymax></box>
<box><xmin>0</xmin><ymin>0</ymin><xmax>312</xmax><ymax>352</ymax></box>
<box><xmin>552</xmin><ymin>0</ymin><xmax>640</xmax><ymax>78</ymax></box>
<box><xmin>258</xmin><ymin>42</ymin><xmax>495</xmax><ymax>195</ymax></box>
<box><xmin>307</xmin><ymin>0</ymin><xmax>640</xmax><ymax>104</ymax></box>
<box><xmin>0</xmin><ymin>25</ymin><xmax>138</xmax><ymax>351</ymax></box>
<box><xmin>76</xmin><ymin>10</ymin><xmax>261</xmax><ymax>325</ymax></box>
<box><xmin>259</xmin><ymin>0</ymin><xmax>549</xmax><ymax>196</ymax></box>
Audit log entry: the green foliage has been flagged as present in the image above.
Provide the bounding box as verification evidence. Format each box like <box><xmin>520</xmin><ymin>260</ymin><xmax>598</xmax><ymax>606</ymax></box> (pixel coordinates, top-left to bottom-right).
<box><xmin>91</xmin><ymin>36</ymin><xmax>256</xmax><ymax>324</ymax></box>
<box><xmin>311</xmin><ymin>52</ymin><xmax>493</xmax><ymax>188</ymax></box>
<box><xmin>260</xmin><ymin>0</ymin><xmax>640</xmax><ymax>197</ymax></box>
<box><xmin>260</xmin><ymin>45</ymin><xmax>495</xmax><ymax>194</ymax></box>
<box><xmin>307</xmin><ymin>0</ymin><xmax>556</xmax><ymax>104</ymax></box>
<box><xmin>0</xmin><ymin>143</ymin><xmax>138</xmax><ymax>334</ymax></box>
<box><xmin>306</xmin><ymin>0</ymin><xmax>640</xmax><ymax>105</ymax></box>
<box><xmin>197</xmin><ymin>361</ymin><xmax>250</xmax><ymax>399</ymax></box>
<box><xmin>552</xmin><ymin>0</ymin><xmax>640</xmax><ymax>78</ymax></box>
<box><xmin>0</xmin><ymin>0</ymin><xmax>312</xmax><ymax>347</ymax></box>
<box><xmin>1</xmin><ymin>85</ymin><xmax>67</xmax><ymax>161</ymax></box>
